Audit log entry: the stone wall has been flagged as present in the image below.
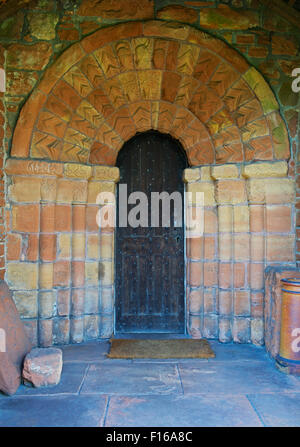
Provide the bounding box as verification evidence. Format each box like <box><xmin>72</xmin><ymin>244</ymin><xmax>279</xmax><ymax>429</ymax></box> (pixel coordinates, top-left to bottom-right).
<box><xmin>0</xmin><ymin>0</ymin><xmax>299</xmax><ymax>268</ymax></box>
<box><xmin>185</xmin><ymin>161</ymin><xmax>295</xmax><ymax>346</ymax></box>
<box><xmin>0</xmin><ymin>45</ymin><xmax>5</xmax><ymax>280</ymax></box>
<box><xmin>0</xmin><ymin>0</ymin><xmax>299</xmax><ymax>346</ymax></box>
<box><xmin>4</xmin><ymin>159</ymin><xmax>296</xmax><ymax>347</ymax></box>
<box><xmin>5</xmin><ymin>159</ymin><xmax>118</xmax><ymax>346</ymax></box>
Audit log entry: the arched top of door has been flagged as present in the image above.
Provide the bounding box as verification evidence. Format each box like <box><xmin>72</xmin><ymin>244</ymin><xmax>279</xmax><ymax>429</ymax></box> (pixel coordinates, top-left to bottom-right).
<box><xmin>10</xmin><ymin>20</ymin><xmax>289</xmax><ymax>167</ymax></box>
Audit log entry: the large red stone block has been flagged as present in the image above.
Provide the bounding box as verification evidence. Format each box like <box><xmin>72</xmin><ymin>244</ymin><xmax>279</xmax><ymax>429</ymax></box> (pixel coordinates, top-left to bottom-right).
<box><xmin>0</xmin><ymin>281</ymin><xmax>31</xmax><ymax>395</ymax></box>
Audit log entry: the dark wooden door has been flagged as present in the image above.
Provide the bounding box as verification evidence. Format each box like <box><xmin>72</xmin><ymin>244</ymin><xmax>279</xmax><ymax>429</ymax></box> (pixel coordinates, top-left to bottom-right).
<box><xmin>115</xmin><ymin>131</ymin><xmax>187</xmax><ymax>333</ymax></box>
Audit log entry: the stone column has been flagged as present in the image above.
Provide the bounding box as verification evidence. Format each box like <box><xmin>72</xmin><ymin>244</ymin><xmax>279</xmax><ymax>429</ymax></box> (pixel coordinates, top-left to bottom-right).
<box><xmin>184</xmin><ymin>166</ymin><xmax>218</xmax><ymax>339</ymax></box>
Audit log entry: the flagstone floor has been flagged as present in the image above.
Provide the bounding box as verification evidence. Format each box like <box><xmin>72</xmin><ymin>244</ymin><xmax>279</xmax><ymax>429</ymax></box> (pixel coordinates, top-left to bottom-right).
<box><xmin>0</xmin><ymin>339</ymin><xmax>300</xmax><ymax>427</ymax></box>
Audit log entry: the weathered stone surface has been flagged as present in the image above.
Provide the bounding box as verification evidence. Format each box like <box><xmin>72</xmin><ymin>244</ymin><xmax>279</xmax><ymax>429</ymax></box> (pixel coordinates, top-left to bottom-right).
<box><xmin>247</xmin><ymin>178</ymin><xmax>294</xmax><ymax>204</ymax></box>
<box><xmin>272</xmin><ymin>35</ymin><xmax>298</xmax><ymax>56</ymax></box>
<box><xmin>157</xmin><ymin>5</ymin><xmax>198</xmax><ymax>23</ymax></box>
<box><xmin>183</xmin><ymin>168</ymin><xmax>201</xmax><ymax>183</ymax></box>
<box><xmin>22</xmin><ymin>347</ymin><xmax>63</xmax><ymax>388</ymax></box>
<box><xmin>0</xmin><ymin>280</ymin><xmax>32</xmax><ymax>395</ymax></box>
<box><xmin>6</xmin><ymin>70</ymin><xmax>39</xmax><ymax>96</ymax></box>
<box><xmin>242</xmin><ymin>161</ymin><xmax>288</xmax><ymax>178</ymax></box>
<box><xmin>78</xmin><ymin>0</ymin><xmax>154</xmax><ymax>19</ymax></box>
<box><xmin>92</xmin><ymin>166</ymin><xmax>120</xmax><ymax>182</ymax></box>
<box><xmin>243</xmin><ymin>67</ymin><xmax>279</xmax><ymax>114</ymax></box>
<box><xmin>278</xmin><ymin>81</ymin><xmax>299</xmax><ymax>107</ymax></box>
<box><xmin>7</xmin><ymin>43</ymin><xmax>52</xmax><ymax>70</ymax></box>
<box><xmin>6</xmin><ymin>263</ymin><xmax>39</xmax><ymax>290</ymax></box>
<box><xmin>187</xmin><ymin>182</ymin><xmax>215</xmax><ymax>206</ymax></box>
<box><xmin>200</xmin><ymin>5</ymin><xmax>259</xmax><ymax>30</ymax></box>
<box><xmin>0</xmin><ymin>12</ymin><xmax>24</xmax><ymax>39</ymax></box>
<box><xmin>27</xmin><ymin>12</ymin><xmax>59</xmax><ymax>40</ymax></box>
<box><xmin>211</xmin><ymin>165</ymin><xmax>239</xmax><ymax>180</ymax></box>
<box><xmin>64</xmin><ymin>163</ymin><xmax>92</xmax><ymax>180</ymax></box>
<box><xmin>216</xmin><ymin>180</ymin><xmax>247</xmax><ymax>204</ymax></box>
<box><xmin>267</xmin><ymin>112</ymin><xmax>290</xmax><ymax>160</ymax></box>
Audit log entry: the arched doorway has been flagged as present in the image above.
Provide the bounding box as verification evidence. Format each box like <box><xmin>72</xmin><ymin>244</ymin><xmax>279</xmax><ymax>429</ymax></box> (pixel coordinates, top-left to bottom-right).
<box><xmin>115</xmin><ymin>131</ymin><xmax>188</xmax><ymax>333</ymax></box>
<box><xmin>4</xmin><ymin>20</ymin><xmax>291</xmax><ymax>347</ymax></box>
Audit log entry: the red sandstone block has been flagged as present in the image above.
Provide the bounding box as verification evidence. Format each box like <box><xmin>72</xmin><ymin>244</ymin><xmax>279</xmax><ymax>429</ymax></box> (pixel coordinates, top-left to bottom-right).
<box><xmin>219</xmin><ymin>263</ymin><xmax>232</xmax><ymax>289</ymax></box>
<box><xmin>234</xmin><ymin>233</ymin><xmax>250</xmax><ymax>261</ymax></box>
<box><xmin>189</xmin><ymin>261</ymin><xmax>203</xmax><ymax>287</ymax></box>
<box><xmin>86</xmin><ymin>206</ymin><xmax>99</xmax><ymax>232</ymax></box>
<box><xmin>12</xmin><ymin>204</ymin><xmax>39</xmax><ymax>233</ymax></box>
<box><xmin>57</xmin><ymin>289</ymin><xmax>70</xmax><ymax>317</ymax></box>
<box><xmin>204</xmin><ymin>209</ymin><xmax>218</xmax><ymax>234</ymax></box>
<box><xmin>188</xmin><ymin>288</ymin><xmax>203</xmax><ymax>314</ymax></box>
<box><xmin>266</xmin><ymin>235</ymin><xmax>295</xmax><ymax>262</ymax></box>
<box><xmin>40</xmin><ymin>204</ymin><xmax>56</xmax><ymax>233</ymax></box>
<box><xmin>219</xmin><ymin>290</ymin><xmax>232</xmax><ymax>316</ymax></box>
<box><xmin>39</xmin><ymin>234</ymin><xmax>57</xmax><ymax>262</ymax></box>
<box><xmin>203</xmin><ymin>262</ymin><xmax>218</xmax><ymax>286</ymax></box>
<box><xmin>251</xmin><ymin>291</ymin><xmax>264</xmax><ymax>318</ymax></box>
<box><xmin>204</xmin><ymin>288</ymin><xmax>217</xmax><ymax>313</ymax></box>
<box><xmin>72</xmin><ymin>205</ymin><xmax>86</xmax><ymax>232</ymax></box>
<box><xmin>188</xmin><ymin>237</ymin><xmax>203</xmax><ymax>260</ymax></box>
<box><xmin>232</xmin><ymin>318</ymin><xmax>250</xmax><ymax>343</ymax></box>
<box><xmin>236</xmin><ymin>34</ymin><xmax>255</xmax><ymax>44</ymax></box>
<box><xmin>250</xmin><ymin>263</ymin><xmax>264</xmax><ymax>289</ymax></box>
<box><xmin>72</xmin><ymin>261</ymin><xmax>85</xmax><ymax>287</ymax></box>
<box><xmin>70</xmin><ymin>317</ymin><xmax>84</xmax><ymax>344</ymax></box>
<box><xmin>53</xmin><ymin>261</ymin><xmax>71</xmax><ymax>287</ymax></box>
<box><xmin>55</xmin><ymin>205</ymin><xmax>72</xmax><ymax>232</ymax></box>
<box><xmin>71</xmin><ymin>288</ymin><xmax>85</xmax><ymax>316</ymax></box>
<box><xmin>248</xmin><ymin>47</ymin><xmax>268</xmax><ymax>58</ymax></box>
<box><xmin>7</xmin><ymin>234</ymin><xmax>22</xmax><ymax>261</ymax></box>
<box><xmin>26</xmin><ymin>234</ymin><xmax>39</xmax><ymax>261</ymax></box>
<box><xmin>38</xmin><ymin>319</ymin><xmax>53</xmax><ymax>347</ymax></box>
<box><xmin>161</xmin><ymin>71</ymin><xmax>182</xmax><ymax>103</ymax></box>
<box><xmin>234</xmin><ymin>290</ymin><xmax>251</xmax><ymax>316</ymax></box>
<box><xmin>266</xmin><ymin>205</ymin><xmax>292</xmax><ymax>233</ymax></box>
<box><xmin>204</xmin><ymin>236</ymin><xmax>216</xmax><ymax>260</ymax></box>
<box><xmin>251</xmin><ymin>234</ymin><xmax>265</xmax><ymax>262</ymax></box>
<box><xmin>234</xmin><ymin>263</ymin><xmax>246</xmax><ymax>288</ymax></box>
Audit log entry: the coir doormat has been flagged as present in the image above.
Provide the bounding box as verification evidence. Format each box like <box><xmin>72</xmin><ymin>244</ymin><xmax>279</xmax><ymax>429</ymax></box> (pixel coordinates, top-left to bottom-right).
<box><xmin>107</xmin><ymin>339</ymin><xmax>215</xmax><ymax>359</ymax></box>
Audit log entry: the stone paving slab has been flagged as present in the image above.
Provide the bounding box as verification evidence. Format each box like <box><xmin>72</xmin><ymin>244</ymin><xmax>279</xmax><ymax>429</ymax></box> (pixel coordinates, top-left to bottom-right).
<box><xmin>179</xmin><ymin>360</ymin><xmax>300</xmax><ymax>395</ymax></box>
<box><xmin>80</xmin><ymin>363</ymin><xmax>182</xmax><ymax>395</ymax></box>
<box><xmin>105</xmin><ymin>394</ymin><xmax>263</xmax><ymax>427</ymax></box>
<box><xmin>60</xmin><ymin>341</ymin><xmax>110</xmax><ymax>363</ymax></box>
<box><xmin>208</xmin><ymin>341</ymin><xmax>269</xmax><ymax>362</ymax></box>
<box><xmin>0</xmin><ymin>395</ymin><xmax>107</xmax><ymax>427</ymax></box>
<box><xmin>0</xmin><ymin>341</ymin><xmax>300</xmax><ymax>427</ymax></box>
<box><xmin>247</xmin><ymin>393</ymin><xmax>300</xmax><ymax>427</ymax></box>
<box><xmin>13</xmin><ymin>362</ymin><xmax>87</xmax><ymax>396</ymax></box>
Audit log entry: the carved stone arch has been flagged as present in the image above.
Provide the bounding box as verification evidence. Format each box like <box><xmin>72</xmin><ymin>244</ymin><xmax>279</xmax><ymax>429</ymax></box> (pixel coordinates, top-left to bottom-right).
<box><xmin>10</xmin><ymin>20</ymin><xmax>289</xmax><ymax>167</ymax></box>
